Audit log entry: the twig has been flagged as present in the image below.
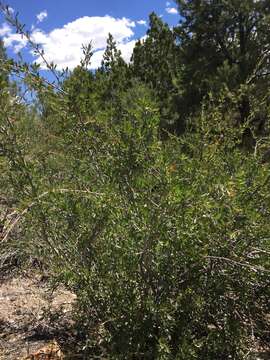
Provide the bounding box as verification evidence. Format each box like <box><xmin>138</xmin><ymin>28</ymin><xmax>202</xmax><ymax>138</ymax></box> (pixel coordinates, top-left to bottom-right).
<box><xmin>0</xmin><ymin>2</ymin><xmax>68</xmax><ymax>95</ymax></box>
<box><xmin>1</xmin><ymin>188</ymin><xmax>104</xmax><ymax>243</ymax></box>
<box><xmin>206</xmin><ymin>255</ymin><xmax>270</xmax><ymax>273</ymax></box>
<box><xmin>0</xmin><ymin>2</ymin><xmax>62</xmax><ymax>83</ymax></box>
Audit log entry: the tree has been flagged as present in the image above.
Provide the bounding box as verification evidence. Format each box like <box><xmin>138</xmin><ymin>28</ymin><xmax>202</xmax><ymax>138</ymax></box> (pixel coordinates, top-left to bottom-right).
<box><xmin>61</xmin><ymin>42</ymin><xmax>96</xmax><ymax>118</ymax></box>
<box><xmin>174</xmin><ymin>0</ymin><xmax>270</xmax><ymax>128</ymax></box>
<box><xmin>100</xmin><ymin>33</ymin><xmax>126</xmax><ymax>73</ymax></box>
<box><xmin>63</xmin><ymin>66</ymin><xmax>96</xmax><ymax>117</ymax></box>
<box><xmin>131</xmin><ymin>13</ymin><xmax>183</xmax><ymax>134</ymax></box>
<box><xmin>97</xmin><ymin>33</ymin><xmax>129</xmax><ymax>105</ymax></box>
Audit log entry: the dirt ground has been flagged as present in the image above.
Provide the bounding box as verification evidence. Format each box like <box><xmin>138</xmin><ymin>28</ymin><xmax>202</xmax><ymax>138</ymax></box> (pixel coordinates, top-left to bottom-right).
<box><xmin>0</xmin><ymin>272</ymin><xmax>77</xmax><ymax>359</ymax></box>
<box><xmin>0</xmin><ymin>271</ymin><xmax>269</xmax><ymax>359</ymax></box>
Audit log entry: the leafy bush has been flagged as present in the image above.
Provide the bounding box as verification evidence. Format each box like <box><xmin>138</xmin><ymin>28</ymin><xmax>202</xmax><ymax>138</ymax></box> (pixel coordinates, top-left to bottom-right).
<box><xmin>0</xmin><ymin>4</ymin><xmax>269</xmax><ymax>358</ymax></box>
<box><xmin>1</xmin><ymin>79</ymin><xmax>269</xmax><ymax>358</ymax></box>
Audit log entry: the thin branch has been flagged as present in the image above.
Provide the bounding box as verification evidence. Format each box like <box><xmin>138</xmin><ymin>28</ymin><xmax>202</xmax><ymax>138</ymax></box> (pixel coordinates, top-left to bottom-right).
<box><xmin>206</xmin><ymin>256</ymin><xmax>270</xmax><ymax>273</ymax></box>
<box><xmin>0</xmin><ymin>2</ymin><xmax>68</xmax><ymax>96</ymax></box>
<box><xmin>0</xmin><ymin>2</ymin><xmax>62</xmax><ymax>83</ymax></box>
<box><xmin>1</xmin><ymin>188</ymin><xmax>104</xmax><ymax>243</ymax></box>
<box><xmin>246</xmin><ymin>48</ymin><xmax>270</xmax><ymax>85</ymax></box>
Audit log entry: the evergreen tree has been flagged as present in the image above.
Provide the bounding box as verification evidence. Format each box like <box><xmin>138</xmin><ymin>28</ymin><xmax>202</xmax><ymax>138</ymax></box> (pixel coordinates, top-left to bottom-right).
<box><xmin>62</xmin><ymin>43</ymin><xmax>96</xmax><ymax>118</ymax></box>
<box><xmin>131</xmin><ymin>13</ymin><xmax>183</xmax><ymax>134</ymax></box>
<box><xmin>63</xmin><ymin>66</ymin><xmax>96</xmax><ymax>117</ymax></box>
<box><xmin>100</xmin><ymin>33</ymin><xmax>126</xmax><ymax>73</ymax></box>
<box><xmin>97</xmin><ymin>33</ymin><xmax>129</xmax><ymax>105</ymax></box>
<box><xmin>174</xmin><ymin>0</ymin><xmax>270</xmax><ymax>127</ymax></box>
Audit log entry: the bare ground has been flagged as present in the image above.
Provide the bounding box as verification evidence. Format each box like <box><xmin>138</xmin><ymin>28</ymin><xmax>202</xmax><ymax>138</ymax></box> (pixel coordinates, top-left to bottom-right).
<box><xmin>0</xmin><ymin>272</ymin><xmax>77</xmax><ymax>359</ymax></box>
<box><xmin>0</xmin><ymin>271</ymin><xmax>269</xmax><ymax>359</ymax></box>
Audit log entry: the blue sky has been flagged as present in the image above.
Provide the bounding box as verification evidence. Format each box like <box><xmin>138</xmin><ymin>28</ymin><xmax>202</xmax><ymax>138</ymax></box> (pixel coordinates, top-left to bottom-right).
<box><xmin>0</xmin><ymin>1</ymin><xmax>180</xmax><ymax>70</ymax></box>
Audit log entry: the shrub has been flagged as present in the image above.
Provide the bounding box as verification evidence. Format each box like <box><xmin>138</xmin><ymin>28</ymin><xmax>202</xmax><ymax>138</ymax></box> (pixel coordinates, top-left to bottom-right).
<box><xmin>0</xmin><ymin>9</ymin><xmax>269</xmax><ymax>357</ymax></box>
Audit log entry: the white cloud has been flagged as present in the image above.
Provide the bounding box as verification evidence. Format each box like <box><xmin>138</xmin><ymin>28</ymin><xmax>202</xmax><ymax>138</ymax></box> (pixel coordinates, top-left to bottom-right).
<box><xmin>1</xmin><ymin>24</ymin><xmax>28</xmax><ymax>53</ymax></box>
<box><xmin>30</xmin><ymin>15</ymin><xmax>136</xmax><ymax>69</ymax></box>
<box><xmin>3</xmin><ymin>32</ymin><xmax>27</xmax><ymax>53</ymax></box>
<box><xmin>118</xmin><ymin>39</ymin><xmax>137</xmax><ymax>62</ymax></box>
<box><xmin>137</xmin><ymin>20</ymin><xmax>147</xmax><ymax>26</ymax></box>
<box><xmin>166</xmin><ymin>7</ymin><xmax>178</xmax><ymax>15</ymax></box>
<box><xmin>36</xmin><ymin>10</ymin><xmax>48</xmax><ymax>23</ymax></box>
<box><xmin>7</xmin><ymin>6</ymin><xmax>14</xmax><ymax>14</ymax></box>
<box><xmin>89</xmin><ymin>39</ymin><xmax>137</xmax><ymax>69</ymax></box>
<box><xmin>2</xmin><ymin>15</ymin><xmax>141</xmax><ymax>69</ymax></box>
<box><xmin>0</xmin><ymin>23</ymin><xmax>11</xmax><ymax>37</ymax></box>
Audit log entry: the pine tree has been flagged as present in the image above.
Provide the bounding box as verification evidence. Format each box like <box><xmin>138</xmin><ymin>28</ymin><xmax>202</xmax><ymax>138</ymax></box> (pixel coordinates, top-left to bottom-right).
<box><xmin>97</xmin><ymin>33</ymin><xmax>129</xmax><ymax>105</ymax></box>
<box><xmin>174</xmin><ymin>0</ymin><xmax>270</xmax><ymax>126</ymax></box>
<box><xmin>101</xmin><ymin>33</ymin><xmax>126</xmax><ymax>73</ymax></box>
<box><xmin>131</xmin><ymin>13</ymin><xmax>183</xmax><ymax>134</ymax></box>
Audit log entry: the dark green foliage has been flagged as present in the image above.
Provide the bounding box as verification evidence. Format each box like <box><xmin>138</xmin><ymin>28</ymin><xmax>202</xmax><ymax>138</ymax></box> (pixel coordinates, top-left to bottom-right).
<box><xmin>131</xmin><ymin>13</ymin><xmax>182</xmax><ymax>134</ymax></box>
<box><xmin>0</xmin><ymin>38</ymin><xmax>8</xmax><ymax>88</ymax></box>
<box><xmin>0</xmin><ymin>2</ymin><xmax>270</xmax><ymax>359</ymax></box>
<box><xmin>97</xmin><ymin>33</ymin><xmax>130</xmax><ymax>106</ymax></box>
<box><xmin>63</xmin><ymin>65</ymin><xmax>96</xmax><ymax>116</ymax></box>
<box><xmin>175</xmin><ymin>0</ymin><xmax>270</xmax><ymax>85</ymax></box>
<box><xmin>174</xmin><ymin>0</ymin><xmax>270</xmax><ymax>128</ymax></box>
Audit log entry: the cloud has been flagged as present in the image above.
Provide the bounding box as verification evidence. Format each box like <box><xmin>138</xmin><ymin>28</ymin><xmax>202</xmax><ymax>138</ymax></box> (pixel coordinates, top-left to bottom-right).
<box><xmin>2</xmin><ymin>15</ymin><xmax>141</xmax><ymax>69</ymax></box>
<box><xmin>30</xmin><ymin>15</ymin><xmax>136</xmax><ymax>69</ymax></box>
<box><xmin>137</xmin><ymin>20</ymin><xmax>147</xmax><ymax>26</ymax></box>
<box><xmin>165</xmin><ymin>7</ymin><xmax>178</xmax><ymax>15</ymax></box>
<box><xmin>36</xmin><ymin>10</ymin><xmax>48</xmax><ymax>23</ymax></box>
<box><xmin>1</xmin><ymin>24</ymin><xmax>28</xmax><ymax>53</ymax></box>
<box><xmin>3</xmin><ymin>33</ymin><xmax>27</xmax><ymax>53</ymax></box>
<box><xmin>118</xmin><ymin>39</ymin><xmax>137</xmax><ymax>62</ymax></box>
<box><xmin>7</xmin><ymin>6</ymin><xmax>14</xmax><ymax>14</ymax></box>
<box><xmin>89</xmin><ymin>38</ymin><xmax>137</xmax><ymax>69</ymax></box>
<box><xmin>0</xmin><ymin>23</ymin><xmax>11</xmax><ymax>37</ymax></box>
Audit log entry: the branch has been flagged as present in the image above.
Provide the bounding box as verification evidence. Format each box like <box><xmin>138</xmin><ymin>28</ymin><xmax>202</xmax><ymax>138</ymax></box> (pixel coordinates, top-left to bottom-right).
<box><xmin>0</xmin><ymin>1</ymin><xmax>68</xmax><ymax>93</ymax></box>
<box><xmin>1</xmin><ymin>188</ymin><xmax>104</xmax><ymax>243</ymax></box>
<box><xmin>206</xmin><ymin>256</ymin><xmax>270</xmax><ymax>274</ymax></box>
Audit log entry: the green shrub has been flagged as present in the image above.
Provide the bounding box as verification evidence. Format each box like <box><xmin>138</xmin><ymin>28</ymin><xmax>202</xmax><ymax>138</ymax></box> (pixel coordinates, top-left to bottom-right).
<box><xmin>1</xmin><ymin>81</ymin><xmax>269</xmax><ymax>358</ymax></box>
<box><xmin>0</xmin><ymin>9</ymin><xmax>269</xmax><ymax>354</ymax></box>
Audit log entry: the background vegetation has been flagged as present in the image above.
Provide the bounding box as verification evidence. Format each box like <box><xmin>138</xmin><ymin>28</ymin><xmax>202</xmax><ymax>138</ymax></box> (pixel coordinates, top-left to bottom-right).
<box><xmin>0</xmin><ymin>1</ymin><xmax>269</xmax><ymax>358</ymax></box>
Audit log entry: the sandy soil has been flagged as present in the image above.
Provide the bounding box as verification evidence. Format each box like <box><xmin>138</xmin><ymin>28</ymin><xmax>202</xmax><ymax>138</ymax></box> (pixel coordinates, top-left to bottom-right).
<box><xmin>0</xmin><ymin>273</ymin><xmax>76</xmax><ymax>359</ymax></box>
<box><xmin>0</xmin><ymin>272</ymin><xmax>268</xmax><ymax>359</ymax></box>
